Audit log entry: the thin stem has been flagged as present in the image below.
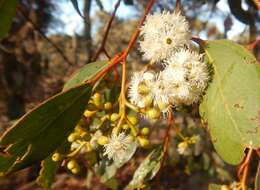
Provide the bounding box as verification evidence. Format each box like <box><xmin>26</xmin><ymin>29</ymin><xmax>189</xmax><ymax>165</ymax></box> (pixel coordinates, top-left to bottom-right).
<box><xmin>93</xmin><ymin>0</ymin><xmax>122</xmax><ymax>61</ymax></box>
<box><xmin>237</xmin><ymin>148</ymin><xmax>254</xmax><ymax>190</ymax></box>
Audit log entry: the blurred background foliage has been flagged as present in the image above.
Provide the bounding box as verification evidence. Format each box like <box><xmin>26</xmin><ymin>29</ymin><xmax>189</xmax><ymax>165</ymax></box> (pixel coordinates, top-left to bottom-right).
<box><xmin>0</xmin><ymin>0</ymin><xmax>259</xmax><ymax>189</ymax></box>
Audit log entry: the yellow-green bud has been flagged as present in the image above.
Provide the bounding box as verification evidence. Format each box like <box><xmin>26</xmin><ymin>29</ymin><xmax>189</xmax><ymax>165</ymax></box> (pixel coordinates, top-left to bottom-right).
<box><xmin>141</xmin><ymin>127</ymin><xmax>150</xmax><ymax>136</ymax></box>
<box><xmin>146</xmin><ymin>108</ymin><xmax>160</xmax><ymax>120</ymax></box>
<box><xmin>104</xmin><ymin>102</ymin><xmax>112</xmax><ymax>110</ymax></box>
<box><xmin>84</xmin><ymin>110</ymin><xmax>96</xmax><ymax>117</ymax></box>
<box><xmin>138</xmin><ymin>137</ymin><xmax>150</xmax><ymax>148</ymax></box>
<box><xmin>71</xmin><ymin>166</ymin><xmax>80</xmax><ymax>174</ymax></box>
<box><xmin>67</xmin><ymin>160</ymin><xmax>77</xmax><ymax>170</ymax></box>
<box><xmin>110</xmin><ymin>113</ymin><xmax>120</xmax><ymax>122</ymax></box>
<box><xmin>122</xmin><ymin>124</ymin><xmax>129</xmax><ymax>130</ymax></box>
<box><xmin>67</xmin><ymin>133</ymin><xmax>78</xmax><ymax>142</ymax></box>
<box><xmin>93</xmin><ymin>92</ymin><xmax>101</xmax><ymax>101</ymax></box>
<box><xmin>97</xmin><ymin>136</ymin><xmax>109</xmax><ymax>145</ymax></box>
<box><xmin>52</xmin><ymin>153</ymin><xmax>62</xmax><ymax>162</ymax></box>
<box><xmin>138</xmin><ymin>83</ymin><xmax>150</xmax><ymax>94</ymax></box>
<box><xmin>127</xmin><ymin>115</ymin><xmax>138</xmax><ymax>126</ymax></box>
<box><xmin>92</xmin><ymin>92</ymin><xmax>102</xmax><ymax>107</ymax></box>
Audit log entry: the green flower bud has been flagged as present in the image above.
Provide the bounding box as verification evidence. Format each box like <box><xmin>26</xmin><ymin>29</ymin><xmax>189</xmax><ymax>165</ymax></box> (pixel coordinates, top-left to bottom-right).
<box><xmin>141</xmin><ymin>127</ymin><xmax>150</xmax><ymax>136</ymax></box>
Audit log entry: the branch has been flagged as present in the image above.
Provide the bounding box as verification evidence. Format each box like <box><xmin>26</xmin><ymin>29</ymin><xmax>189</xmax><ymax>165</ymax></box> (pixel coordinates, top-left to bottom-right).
<box><xmin>17</xmin><ymin>8</ymin><xmax>73</xmax><ymax>66</ymax></box>
<box><xmin>90</xmin><ymin>0</ymin><xmax>155</xmax><ymax>83</ymax></box>
<box><xmin>93</xmin><ymin>0</ymin><xmax>122</xmax><ymax>61</ymax></box>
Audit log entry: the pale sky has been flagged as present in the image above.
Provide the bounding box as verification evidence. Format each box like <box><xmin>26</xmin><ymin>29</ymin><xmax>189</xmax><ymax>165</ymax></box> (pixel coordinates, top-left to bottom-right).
<box><xmin>49</xmin><ymin>0</ymin><xmax>247</xmax><ymax>40</ymax></box>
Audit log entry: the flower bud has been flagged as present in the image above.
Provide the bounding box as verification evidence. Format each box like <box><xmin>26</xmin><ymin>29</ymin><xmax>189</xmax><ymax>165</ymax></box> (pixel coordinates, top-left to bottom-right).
<box><xmin>67</xmin><ymin>133</ymin><xmax>79</xmax><ymax>142</ymax></box>
<box><xmin>138</xmin><ymin>137</ymin><xmax>150</xmax><ymax>148</ymax></box>
<box><xmin>67</xmin><ymin>160</ymin><xmax>77</xmax><ymax>170</ymax></box>
<box><xmin>52</xmin><ymin>153</ymin><xmax>62</xmax><ymax>162</ymax></box>
<box><xmin>93</xmin><ymin>92</ymin><xmax>102</xmax><ymax>107</ymax></box>
<box><xmin>141</xmin><ymin>127</ymin><xmax>150</xmax><ymax>136</ymax></box>
<box><xmin>71</xmin><ymin>166</ymin><xmax>80</xmax><ymax>174</ymax></box>
<box><xmin>110</xmin><ymin>113</ymin><xmax>120</xmax><ymax>122</ymax></box>
<box><xmin>122</xmin><ymin>124</ymin><xmax>129</xmax><ymax>130</ymax></box>
<box><xmin>104</xmin><ymin>102</ymin><xmax>112</xmax><ymax>110</ymax></box>
<box><xmin>84</xmin><ymin>110</ymin><xmax>96</xmax><ymax>117</ymax></box>
<box><xmin>97</xmin><ymin>136</ymin><xmax>109</xmax><ymax>145</ymax></box>
<box><xmin>146</xmin><ymin>108</ymin><xmax>160</xmax><ymax>120</ymax></box>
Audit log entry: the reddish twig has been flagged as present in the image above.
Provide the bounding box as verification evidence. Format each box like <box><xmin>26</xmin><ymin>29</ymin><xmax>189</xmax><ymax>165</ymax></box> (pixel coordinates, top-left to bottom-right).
<box><xmin>156</xmin><ymin>112</ymin><xmax>174</xmax><ymax>183</ymax></box>
<box><xmin>89</xmin><ymin>0</ymin><xmax>156</xmax><ymax>84</ymax></box>
<box><xmin>247</xmin><ymin>38</ymin><xmax>260</xmax><ymax>51</ymax></box>
<box><xmin>162</xmin><ymin>113</ymin><xmax>174</xmax><ymax>166</ymax></box>
<box><xmin>236</xmin><ymin>148</ymin><xmax>254</xmax><ymax>190</ymax></box>
<box><xmin>93</xmin><ymin>0</ymin><xmax>122</xmax><ymax>61</ymax></box>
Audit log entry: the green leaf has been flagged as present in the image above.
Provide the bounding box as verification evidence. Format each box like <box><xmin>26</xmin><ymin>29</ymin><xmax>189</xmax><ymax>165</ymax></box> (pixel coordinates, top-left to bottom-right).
<box><xmin>36</xmin><ymin>155</ymin><xmax>58</xmax><ymax>189</ymax></box>
<box><xmin>208</xmin><ymin>184</ymin><xmax>223</xmax><ymax>190</ymax></box>
<box><xmin>63</xmin><ymin>61</ymin><xmax>108</xmax><ymax>91</ymax></box>
<box><xmin>0</xmin><ymin>83</ymin><xmax>92</xmax><ymax>174</ymax></box>
<box><xmin>200</xmin><ymin>40</ymin><xmax>260</xmax><ymax>165</ymax></box>
<box><xmin>0</xmin><ymin>0</ymin><xmax>18</xmax><ymax>39</ymax></box>
<box><xmin>255</xmin><ymin>162</ymin><xmax>260</xmax><ymax>190</ymax></box>
<box><xmin>125</xmin><ymin>145</ymin><xmax>163</xmax><ymax>190</ymax></box>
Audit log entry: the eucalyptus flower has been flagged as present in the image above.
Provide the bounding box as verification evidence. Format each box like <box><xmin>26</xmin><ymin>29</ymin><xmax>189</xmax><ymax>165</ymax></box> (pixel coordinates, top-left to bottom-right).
<box><xmin>139</xmin><ymin>11</ymin><xmax>191</xmax><ymax>62</ymax></box>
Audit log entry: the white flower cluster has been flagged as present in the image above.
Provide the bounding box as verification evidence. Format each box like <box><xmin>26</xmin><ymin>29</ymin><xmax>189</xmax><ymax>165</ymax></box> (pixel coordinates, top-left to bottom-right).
<box><xmin>128</xmin><ymin>10</ymin><xmax>209</xmax><ymax>118</ymax></box>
